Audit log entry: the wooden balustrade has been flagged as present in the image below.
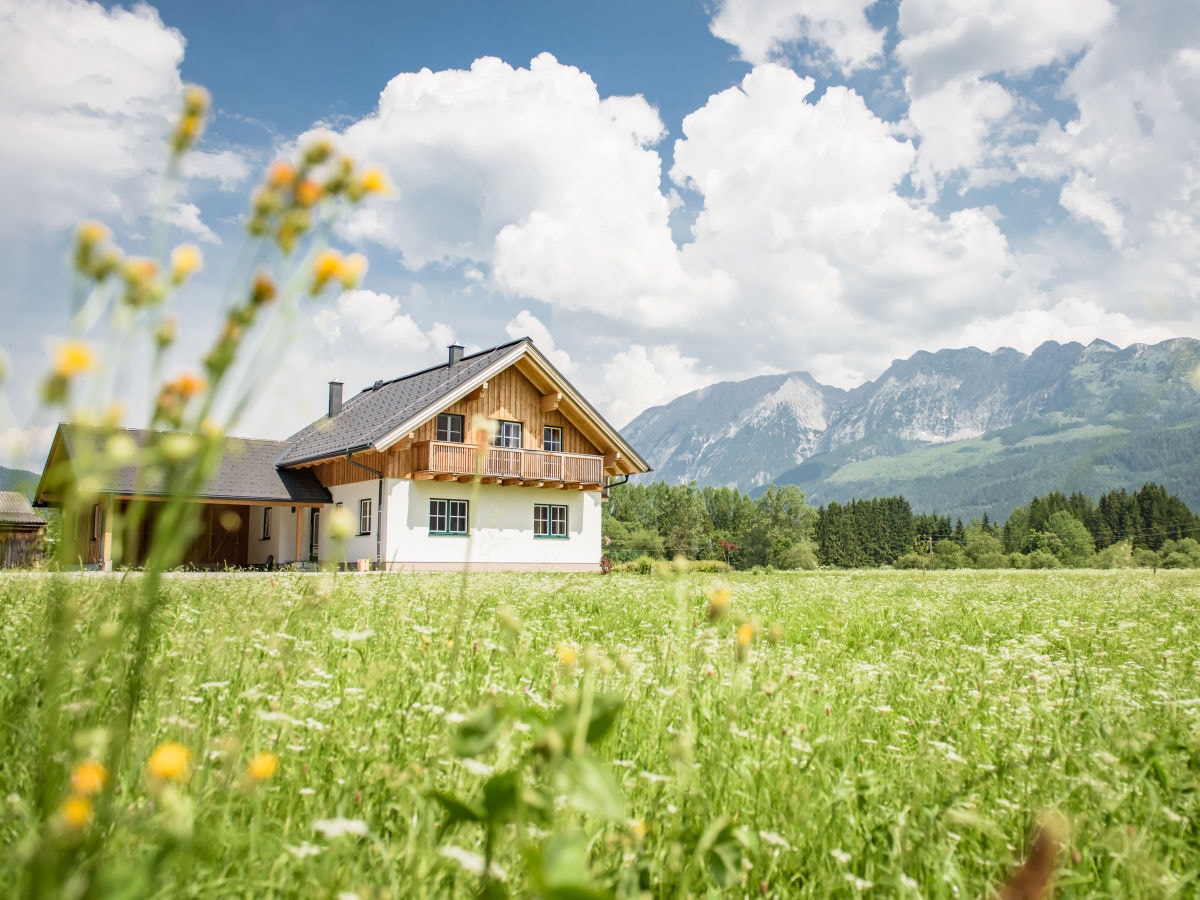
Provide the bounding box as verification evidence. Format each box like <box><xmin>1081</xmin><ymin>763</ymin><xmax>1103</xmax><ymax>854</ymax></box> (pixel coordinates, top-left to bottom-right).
<box><xmin>414</xmin><ymin>441</ymin><xmax>603</xmax><ymax>487</ymax></box>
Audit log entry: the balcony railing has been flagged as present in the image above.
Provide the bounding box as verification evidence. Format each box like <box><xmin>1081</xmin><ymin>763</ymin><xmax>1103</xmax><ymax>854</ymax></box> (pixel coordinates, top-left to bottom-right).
<box><xmin>412</xmin><ymin>441</ymin><xmax>604</xmax><ymax>486</ymax></box>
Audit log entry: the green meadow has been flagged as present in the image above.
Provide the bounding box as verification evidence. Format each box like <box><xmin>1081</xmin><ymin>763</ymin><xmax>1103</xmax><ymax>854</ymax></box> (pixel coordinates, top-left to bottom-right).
<box><xmin>2</xmin><ymin>569</ymin><xmax>1198</xmax><ymax>897</ymax></box>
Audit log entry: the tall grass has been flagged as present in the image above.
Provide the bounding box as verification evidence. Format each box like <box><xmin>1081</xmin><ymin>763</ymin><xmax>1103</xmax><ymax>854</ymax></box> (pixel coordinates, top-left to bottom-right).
<box><xmin>2</xmin><ymin>569</ymin><xmax>1196</xmax><ymax>896</ymax></box>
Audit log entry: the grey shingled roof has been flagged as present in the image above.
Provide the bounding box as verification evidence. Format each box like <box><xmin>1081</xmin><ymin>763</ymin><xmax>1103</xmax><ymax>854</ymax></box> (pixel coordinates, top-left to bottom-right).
<box><xmin>56</xmin><ymin>426</ymin><xmax>330</xmax><ymax>504</ymax></box>
<box><xmin>0</xmin><ymin>491</ymin><xmax>45</xmax><ymax>528</ymax></box>
<box><xmin>279</xmin><ymin>338</ymin><xmax>528</xmax><ymax>466</ymax></box>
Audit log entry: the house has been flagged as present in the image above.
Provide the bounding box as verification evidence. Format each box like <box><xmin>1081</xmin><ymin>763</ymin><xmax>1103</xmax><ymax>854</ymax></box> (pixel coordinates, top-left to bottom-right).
<box><xmin>0</xmin><ymin>490</ymin><xmax>47</xmax><ymax>568</ymax></box>
<box><xmin>35</xmin><ymin>337</ymin><xmax>650</xmax><ymax>571</ymax></box>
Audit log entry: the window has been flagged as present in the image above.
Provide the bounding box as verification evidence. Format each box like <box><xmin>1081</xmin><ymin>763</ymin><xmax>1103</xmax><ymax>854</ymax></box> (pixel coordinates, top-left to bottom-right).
<box><xmin>436</xmin><ymin>413</ymin><xmax>464</xmax><ymax>443</ymax></box>
<box><xmin>542</xmin><ymin>426</ymin><xmax>562</xmax><ymax>453</ymax></box>
<box><xmin>261</xmin><ymin>507</ymin><xmax>272</xmax><ymax>540</ymax></box>
<box><xmin>429</xmin><ymin>499</ymin><xmax>469</xmax><ymax>535</ymax></box>
<box><xmin>90</xmin><ymin>504</ymin><xmax>101</xmax><ymax>541</ymax></box>
<box><xmin>534</xmin><ymin>503</ymin><xmax>568</xmax><ymax>538</ymax></box>
<box><xmin>359</xmin><ymin>498</ymin><xmax>373</xmax><ymax>535</ymax></box>
<box><xmin>493</xmin><ymin>420</ymin><xmax>522</xmax><ymax>449</ymax></box>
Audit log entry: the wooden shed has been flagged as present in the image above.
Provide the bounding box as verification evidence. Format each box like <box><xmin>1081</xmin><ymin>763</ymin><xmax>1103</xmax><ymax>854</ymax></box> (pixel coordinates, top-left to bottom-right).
<box><xmin>0</xmin><ymin>491</ymin><xmax>46</xmax><ymax>568</ymax></box>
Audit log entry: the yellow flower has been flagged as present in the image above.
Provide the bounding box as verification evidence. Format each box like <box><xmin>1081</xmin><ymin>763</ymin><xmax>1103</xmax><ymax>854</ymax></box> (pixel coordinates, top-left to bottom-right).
<box><xmin>53</xmin><ymin>340</ymin><xmax>96</xmax><ymax>378</ymax></box>
<box><xmin>359</xmin><ymin>167</ymin><xmax>391</xmax><ymax>195</ymax></box>
<box><xmin>266</xmin><ymin>160</ymin><xmax>297</xmax><ymax>190</ymax></box>
<box><xmin>707</xmin><ymin>587</ymin><xmax>731</xmax><ymax>621</ymax></box>
<box><xmin>294</xmin><ymin>179</ymin><xmax>323</xmax><ymax>208</ymax></box>
<box><xmin>59</xmin><ymin>795</ymin><xmax>93</xmax><ymax>830</ymax></box>
<box><xmin>303</xmin><ymin>138</ymin><xmax>334</xmax><ymax>166</ymax></box>
<box><xmin>165</xmin><ymin>372</ymin><xmax>207</xmax><ymax>400</ymax></box>
<box><xmin>70</xmin><ymin>760</ymin><xmax>108</xmax><ymax>796</ymax></box>
<box><xmin>310</xmin><ymin>249</ymin><xmax>343</xmax><ymax>294</ymax></box>
<box><xmin>76</xmin><ymin>220</ymin><xmax>110</xmax><ymax>247</ymax></box>
<box><xmin>147</xmin><ymin>741</ymin><xmax>191</xmax><ymax>782</ymax></box>
<box><xmin>170</xmin><ymin>244</ymin><xmax>202</xmax><ymax>283</ymax></box>
<box><xmin>737</xmin><ymin>623</ymin><xmax>755</xmax><ymax>647</ymax></box>
<box><xmin>182</xmin><ymin>84</ymin><xmax>210</xmax><ymax>118</ymax></box>
<box><xmin>247</xmin><ymin>751</ymin><xmax>279</xmax><ymax>782</ymax></box>
<box><xmin>250</xmin><ymin>271</ymin><xmax>277</xmax><ymax>306</ymax></box>
<box><xmin>329</xmin><ymin>505</ymin><xmax>356</xmax><ymax>539</ymax></box>
<box><xmin>556</xmin><ymin>642</ymin><xmax>578</xmax><ymax>668</ymax></box>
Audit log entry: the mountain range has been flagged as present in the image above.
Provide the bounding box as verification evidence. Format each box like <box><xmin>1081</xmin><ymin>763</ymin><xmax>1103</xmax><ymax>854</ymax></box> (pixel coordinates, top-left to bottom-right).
<box><xmin>622</xmin><ymin>338</ymin><xmax>1200</xmax><ymax>521</ymax></box>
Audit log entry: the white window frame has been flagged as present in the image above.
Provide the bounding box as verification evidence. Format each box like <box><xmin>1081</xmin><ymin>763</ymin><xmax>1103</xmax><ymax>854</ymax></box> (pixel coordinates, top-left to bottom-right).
<box><xmin>436</xmin><ymin>412</ymin><xmax>464</xmax><ymax>443</ymax></box>
<box><xmin>358</xmin><ymin>498</ymin><xmax>373</xmax><ymax>536</ymax></box>
<box><xmin>493</xmin><ymin>420</ymin><xmax>522</xmax><ymax>449</ymax></box>
<box><xmin>429</xmin><ymin>498</ymin><xmax>469</xmax><ymax>536</ymax></box>
<box><xmin>534</xmin><ymin>503</ymin><xmax>568</xmax><ymax>538</ymax></box>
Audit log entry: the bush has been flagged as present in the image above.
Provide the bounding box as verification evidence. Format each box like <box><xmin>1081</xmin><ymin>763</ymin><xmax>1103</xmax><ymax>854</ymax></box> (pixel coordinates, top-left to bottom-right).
<box><xmin>894</xmin><ymin>552</ymin><xmax>931</xmax><ymax>570</ymax></box>
<box><xmin>1133</xmin><ymin>548</ymin><xmax>1161</xmax><ymax>568</ymax></box>
<box><xmin>775</xmin><ymin>541</ymin><xmax>818</xmax><ymax>570</ymax></box>
<box><xmin>1026</xmin><ymin>549</ymin><xmax>1062</xmax><ymax>569</ymax></box>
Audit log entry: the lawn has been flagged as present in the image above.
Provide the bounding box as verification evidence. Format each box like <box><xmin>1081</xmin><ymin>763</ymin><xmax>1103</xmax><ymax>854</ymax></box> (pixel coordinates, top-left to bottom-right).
<box><xmin>1</xmin><ymin>569</ymin><xmax>1197</xmax><ymax>897</ymax></box>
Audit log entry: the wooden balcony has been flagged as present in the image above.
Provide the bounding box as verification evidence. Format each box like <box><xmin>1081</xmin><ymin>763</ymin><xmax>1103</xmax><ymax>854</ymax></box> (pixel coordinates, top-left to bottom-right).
<box><xmin>411</xmin><ymin>441</ymin><xmax>605</xmax><ymax>488</ymax></box>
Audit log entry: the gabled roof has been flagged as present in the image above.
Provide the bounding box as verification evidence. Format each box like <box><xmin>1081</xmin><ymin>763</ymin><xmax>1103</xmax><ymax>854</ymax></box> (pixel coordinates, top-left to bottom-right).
<box><xmin>36</xmin><ymin>425</ymin><xmax>331</xmax><ymax>506</ymax></box>
<box><xmin>0</xmin><ymin>491</ymin><xmax>45</xmax><ymax>529</ymax></box>
<box><xmin>279</xmin><ymin>337</ymin><xmax>651</xmax><ymax>475</ymax></box>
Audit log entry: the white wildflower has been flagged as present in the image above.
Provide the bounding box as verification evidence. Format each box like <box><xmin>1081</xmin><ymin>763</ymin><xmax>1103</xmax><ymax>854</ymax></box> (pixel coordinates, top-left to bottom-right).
<box><xmin>313</xmin><ymin>817</ymin><xmax>368</xmax><ymax>838</ymax></box>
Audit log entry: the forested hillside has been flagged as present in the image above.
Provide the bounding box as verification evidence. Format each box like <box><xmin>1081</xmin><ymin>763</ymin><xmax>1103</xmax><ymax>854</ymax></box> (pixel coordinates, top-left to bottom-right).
<box><xmin>603</xmin><ymin>481</ymin><xmax>1200</xmax><ymax>571</ymax></box>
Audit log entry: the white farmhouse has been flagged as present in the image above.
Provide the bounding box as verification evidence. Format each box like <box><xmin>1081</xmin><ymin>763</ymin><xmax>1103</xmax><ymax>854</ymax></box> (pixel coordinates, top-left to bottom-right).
<box><xmin>36</xmin><ymin>337</ymin><xmax>649</xmax><ymax>571</ymax></box>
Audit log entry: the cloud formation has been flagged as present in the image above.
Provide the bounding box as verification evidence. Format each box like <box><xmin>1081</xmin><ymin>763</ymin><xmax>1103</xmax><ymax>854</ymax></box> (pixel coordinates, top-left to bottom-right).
<box><xmin>0</xmin><ymin>0</ymin><xmax>246</xmax><ymax>237</ymax></box>
<box><xmin>709</xmin><ymin>0</ymin><xmax>884</xmax><ymax>71</ymax></box>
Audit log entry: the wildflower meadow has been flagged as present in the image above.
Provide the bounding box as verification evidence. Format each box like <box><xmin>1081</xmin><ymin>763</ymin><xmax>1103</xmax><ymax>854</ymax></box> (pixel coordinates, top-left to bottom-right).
<box><xmin>3</xmin><ymin>83</ymin><xmax>1198</xmax><ymax>898</ymax></box>
<box><xmin>2</xmin><ymin>568</ymin><xmax>1198</xmax><ymax>897</ymax></box>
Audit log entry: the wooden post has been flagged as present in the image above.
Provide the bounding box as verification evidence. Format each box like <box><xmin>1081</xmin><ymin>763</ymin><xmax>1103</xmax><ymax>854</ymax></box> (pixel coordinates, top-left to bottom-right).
<box><xmin>293</xmin><ymin>507</ymin><xmax>303</xmax><ymax>564</ymax></box>
<box><xmin>100</xmin><ymin>496</ymin><xmax>113</xmax><ymax>571</ymax></box>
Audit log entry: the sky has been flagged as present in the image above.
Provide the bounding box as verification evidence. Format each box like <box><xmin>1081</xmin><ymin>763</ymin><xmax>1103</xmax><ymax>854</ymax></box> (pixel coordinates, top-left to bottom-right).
<box><xmin>1</xmin><ymin>0</ymin><xmax>1198</xmax><ymax>469</ymax></box>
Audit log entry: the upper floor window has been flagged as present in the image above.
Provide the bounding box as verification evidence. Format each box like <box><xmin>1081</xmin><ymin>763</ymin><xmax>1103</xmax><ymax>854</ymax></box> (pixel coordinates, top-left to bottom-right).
<box><xmin>359</xmin><ymin>498</ymin><xmax>373</xmax><ymax>535</ymax></box>
<box><xmin>542</xmin><ymin>426</ymin><xmax>562</xmax><ymax>453</ymax></box>
<box><xmin>437</xmin><ymin>413</ymin><xmax>464</xmax><ymax>443</ymax></box>
<box><xmin>493</xmin><ymin>420</ymin><xmax>522</xmax><ymax>449</ymax></box>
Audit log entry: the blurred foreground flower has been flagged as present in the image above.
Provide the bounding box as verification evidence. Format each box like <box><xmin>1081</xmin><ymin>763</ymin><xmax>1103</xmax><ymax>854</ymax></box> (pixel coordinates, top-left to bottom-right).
<box><xmin>70</xmin><ymin>760</ymin><xmax>108</xmax><ymax>796</ymax></box>
<box><xmin>147</xmin><ymin>741</ymin><xmax>191</xmax><ymax>783</ymax></box>
<box><xmin>247</xmin><ymin>751</ymin><xmax>279</xmax><ymax>783</ymax></box>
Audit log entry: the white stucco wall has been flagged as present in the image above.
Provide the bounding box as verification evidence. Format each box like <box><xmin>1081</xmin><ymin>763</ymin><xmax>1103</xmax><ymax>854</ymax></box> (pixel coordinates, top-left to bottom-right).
<box><xmin>325</xmin><ymin>480</ymin><xmax>385</xmax><ymax>568</ymax></box>
<box><xmin>246</xmin><ymin>505</ymin><xmax>299</xmax><ymax>567</ymax></box>
<box><xmin>384</xmin><ymin>479</ymin><xmax>602</xmax><ymax>571</ymax></box>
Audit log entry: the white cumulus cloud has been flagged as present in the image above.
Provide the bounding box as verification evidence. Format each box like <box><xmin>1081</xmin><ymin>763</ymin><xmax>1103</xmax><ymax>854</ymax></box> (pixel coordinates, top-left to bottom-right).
<box><xmin>709</xmin><ymin>0</ymin><xmax>884</xmax><ymax>71</ymax></box>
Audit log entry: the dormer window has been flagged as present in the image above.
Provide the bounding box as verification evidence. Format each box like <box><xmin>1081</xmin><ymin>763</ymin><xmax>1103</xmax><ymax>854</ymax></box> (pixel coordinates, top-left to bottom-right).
<box><xmin>436</xmin><ymin>413</ymin><xmax>464</xmax><ymax>443</ymax></box>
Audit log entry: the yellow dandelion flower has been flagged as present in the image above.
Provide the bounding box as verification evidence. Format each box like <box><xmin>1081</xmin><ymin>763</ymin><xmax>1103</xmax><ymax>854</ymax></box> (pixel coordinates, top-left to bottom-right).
<box><xmin>76</xmin><ymin>220</ymin><xmax>110</xmax><ymax>247</ymax></box>
<box><xmin>310</xmin><ymin>249</ymin><xmax>343</xmax><ymax>294</ymax></box>
<box><xmin>169</xmin><ymin>244</ymin><xmax>202</xmax><ymax>283</ymax></box>
<box><xmin>247</xmin><ymin>751</ymin><xmax>279</xmax><ymax>782</ymax></box>
<box><xmin>70</xmin><ymin>760</ymin><xmax>108</xmax><ymax>796</ymax></box>
<box><xmin>182</xmin><ymin>84</ymin><xmax>210</xmax><ymax>118</ymax></box>
<box><xmin>707</xmin><ymin>587</ymin><xmax>731</xmax><ymax>621</ymax></box>
<box><xmin>737</xmin><ymin>623</ymin><xmax>755</xmax><ymax>647</ymax></box>
<box><xmin>359</xmin><ymin>167</ymin><xmax>391</xmax><ymax>195</ymax></box>
<box><xmin>124</xmin><ymin>257</ymin><xmax>159</xmax><ymax>283</ymax></box>
<box><xmin>165</xmin><ymin>372</ymin><xmax>206</xmax><ymax>400</ymax></box>
<box><xmin>53</xmin><ymin>340</ymin><xmax>96</xmax><ymax>378</ymax></box>
<box><xmin>556</xmin><ymin>642</ymin><xmax>578</xmax><ymax>668</ymax></box>
<box><xmin>266</xmin><ymin>160</ymin><xmax>297</xmax><ymax>190</ymax></box>
<box><xmin>59</xmin><ymin>795</ymin><xmax>93</xmax><ymax>830</ymax></box>
<box><xmin>147</xmin><ymin>741</ymin><xmax>191</xmax><ymax>782</ymax></box>
<box><xmin>294</xmin><ymin>179</ymin><xmax>323</xmax><ymax>208</ymax></box>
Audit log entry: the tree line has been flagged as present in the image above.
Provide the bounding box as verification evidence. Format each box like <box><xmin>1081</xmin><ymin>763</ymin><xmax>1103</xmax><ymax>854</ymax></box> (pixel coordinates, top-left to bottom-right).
<box><xmin>603</xmin><ymin>481</ymin><xmax>1200</xmax><ymax>570</ymax></box>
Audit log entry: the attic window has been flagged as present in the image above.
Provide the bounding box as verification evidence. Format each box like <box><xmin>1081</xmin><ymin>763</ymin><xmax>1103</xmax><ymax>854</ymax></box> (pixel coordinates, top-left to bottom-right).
<box><xmin>543</xmin><ymin>426</ymin><xmax>562</xmax><ymax>453</ymax></box>
<box><xmin>436</xmin><ymin>413</ymin><xmax>464</xmax><ymax>443</ymax></box>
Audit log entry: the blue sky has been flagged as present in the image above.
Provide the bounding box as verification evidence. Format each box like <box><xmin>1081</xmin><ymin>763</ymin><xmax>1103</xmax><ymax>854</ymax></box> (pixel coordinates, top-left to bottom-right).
<box><xmin>2</xmin><ymin>0</ymin><xmax>1198</xmax><ymax>468</ymax></box>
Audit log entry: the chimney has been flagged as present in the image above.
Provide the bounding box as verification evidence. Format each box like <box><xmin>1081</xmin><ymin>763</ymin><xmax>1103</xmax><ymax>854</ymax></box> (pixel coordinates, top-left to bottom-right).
<box><xmin>448</xmin><ymin>343</ymin><xmax>464</xmax><ymax>367</ymax></box>
<box><xmin>328</xmin><ymin>381</ymin><xmax>343</xmax><ymax>418</ymax></box>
